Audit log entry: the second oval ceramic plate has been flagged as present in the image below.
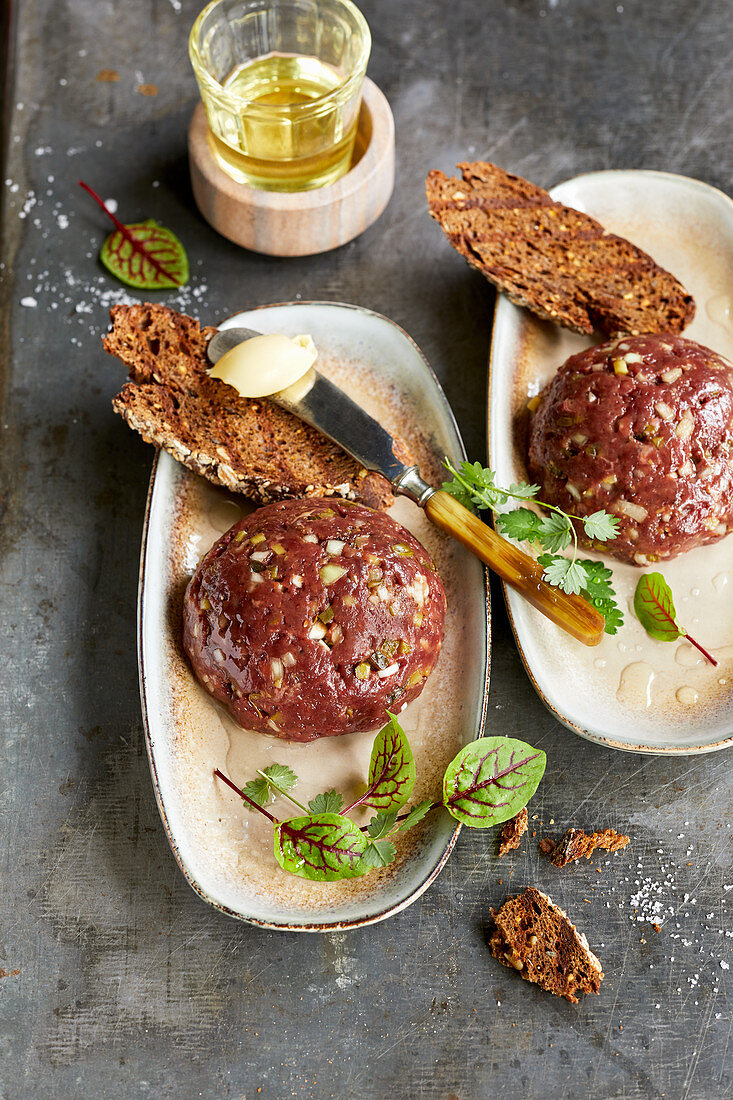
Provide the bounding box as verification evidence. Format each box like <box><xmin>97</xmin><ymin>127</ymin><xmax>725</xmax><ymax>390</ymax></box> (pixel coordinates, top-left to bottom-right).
<box><xmin>140</xmin><ymin>302</ymin><xmax>490</xmax><ymax>929</ymax></box>
<box><xmin>489</xmin><ymin>170</ymin><xmax>733</xmax><ymax>755</ymax></box>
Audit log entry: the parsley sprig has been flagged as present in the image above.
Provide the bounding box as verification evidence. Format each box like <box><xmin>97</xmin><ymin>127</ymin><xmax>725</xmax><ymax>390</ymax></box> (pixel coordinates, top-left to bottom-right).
<box><xmin>214</xmin><ymin>716</ymin><xmax>546</xmax><ymax>882</ymax></box>
<box><xmin>442</xmin><ymin>459</ymin><xmax>623</xmax><ymax>634</ymax></box>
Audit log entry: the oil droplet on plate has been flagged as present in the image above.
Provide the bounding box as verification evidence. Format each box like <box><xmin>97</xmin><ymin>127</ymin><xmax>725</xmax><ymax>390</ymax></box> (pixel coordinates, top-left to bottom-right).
<box><xmin>713</xmin><ymin>572</ymin><xmax>730</xmax><ymax>593</ymax></box>
<box><xmin>208</xmin><ymin>498</ymin><xmax>244</xmax><ymax>533</ymax></box>
<box><xmin>706</xmin><ymin>294</ymin><xmax>732</xmax><ymax>329</ymax></box>
<box><xmin>594</xmin><ymin>657</ymin><xmax>607</xmax><ymax>670</ymax></box>
<box><xmin>675</xmin><ymin>642</ymin><xmax>704</xmax><ymax>669</ymax></box>
<box><xmin>617</xmin><ymin>661</ymin><xmax>656</xmax><ymax>709</ymax></box>
<box><xmin>690</xmin><ymin>587</ymin><xmax>701</xmax><ymax>598</ymax></box>
<box><xmin>676</xmin><ymin>685</ymin><xmax>699</xmax><ymax>705</ymax></box>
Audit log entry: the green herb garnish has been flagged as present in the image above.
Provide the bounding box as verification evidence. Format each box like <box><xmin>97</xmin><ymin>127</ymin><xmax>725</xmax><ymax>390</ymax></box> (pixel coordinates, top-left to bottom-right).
<box><xmin>442</xmin><ymin>459</ymin><xmax>623</xmax><ymax>634</ymax></box>
<box><xmin>634</xmin><ymin>573</ymin><xmax>717</xmax><ymax>666</ymax></box>
<box><xmin>214</xmin><ymin>717</ymin><xmax>546</xmax><ymax>882</ymax></box>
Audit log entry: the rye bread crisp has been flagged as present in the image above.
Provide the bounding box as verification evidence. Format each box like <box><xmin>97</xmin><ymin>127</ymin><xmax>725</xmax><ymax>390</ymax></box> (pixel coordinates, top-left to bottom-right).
<box><xmin>105</xmin><ymin>302</ymin><xmax>396</xmax><ymax>509</ymax></box>
<box><xmin>426</xmin><ymin>161</ymin><xmax>695</xmax><ymax>337</ymax></box>
<box><xmin>489</xmin><ymin>886</ymin><xmax>603</xmax><ymax>1003</ymax></box>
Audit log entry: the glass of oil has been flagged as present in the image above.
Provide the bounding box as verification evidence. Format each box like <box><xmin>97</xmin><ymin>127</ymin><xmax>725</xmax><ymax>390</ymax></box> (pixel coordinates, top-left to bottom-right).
<box><xmin>189</xmin><ymin>0</ymin><xmax>371</xmax><ymax>192</ymax></box>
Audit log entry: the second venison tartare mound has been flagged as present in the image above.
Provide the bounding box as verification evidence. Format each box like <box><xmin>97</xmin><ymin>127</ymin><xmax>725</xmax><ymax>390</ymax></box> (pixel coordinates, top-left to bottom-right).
<box><xmin>528</xmin><ymin>334</ymin><xmax>733</xmax><ymax>564</ymax></box>
<box><xmin>183</xmin><ymin>497</ymin><xmax>447</xmax><ymax>742</ymax></box>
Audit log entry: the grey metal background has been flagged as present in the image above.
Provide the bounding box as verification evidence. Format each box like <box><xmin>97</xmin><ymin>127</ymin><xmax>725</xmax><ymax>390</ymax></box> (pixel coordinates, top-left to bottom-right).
<box><xmin>1</xmin><ymin>1</ymin><xmax>731</xmax><ymax>1096</ymax></box>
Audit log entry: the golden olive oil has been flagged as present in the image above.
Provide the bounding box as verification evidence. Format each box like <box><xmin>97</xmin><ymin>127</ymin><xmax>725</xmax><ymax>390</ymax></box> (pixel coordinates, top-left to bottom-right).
<box><xmin>207</xmin><ymin>53</ymin><xmax>360</xmax><ymax>191</ymax></box>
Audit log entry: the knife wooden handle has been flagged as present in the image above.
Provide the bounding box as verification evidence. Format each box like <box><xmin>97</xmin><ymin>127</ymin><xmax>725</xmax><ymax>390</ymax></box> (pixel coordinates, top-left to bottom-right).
<box><xmin>424</xmin><ymin>490</ymin><xmax>605</xmax><ymax>647</ymax></box>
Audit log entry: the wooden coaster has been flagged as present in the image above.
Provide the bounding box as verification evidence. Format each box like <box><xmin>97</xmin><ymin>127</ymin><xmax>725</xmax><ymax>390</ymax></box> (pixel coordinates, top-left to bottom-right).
<box><xmin>188</xmin><ymin>78</ymin><xmax>395</xmax><ymax>257</ymax></box>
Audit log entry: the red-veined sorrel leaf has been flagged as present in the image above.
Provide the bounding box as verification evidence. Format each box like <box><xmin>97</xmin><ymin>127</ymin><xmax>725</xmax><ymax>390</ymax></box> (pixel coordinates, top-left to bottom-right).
<box><xmin>356</xmin><ymin>713</ymin><xmax>416</xmax><ymax>813</ymax></box>
<box><xmin>443</xmin><ymin>737</ymin><xmax>546</xmax><ymax>828</ymax></box>
<box><xmin>274</xmin><ymin>814</ymin><xmax>369</xmax><ymax>881</ymax></box>
<box><xmin>634</xmin><ymin>573</ymin><xmax>717</xmax><ymax>665</ymax></box>
<box><xmin>79</xmin><ymin>180</ymin><xmax>188</xmax><ymax>289</ymax></box>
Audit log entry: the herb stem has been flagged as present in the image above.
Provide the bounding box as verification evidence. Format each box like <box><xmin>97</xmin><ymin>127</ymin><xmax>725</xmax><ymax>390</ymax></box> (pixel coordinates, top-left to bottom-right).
<box><xmin>683</xmin><ymin>632</ymin><xmax>718</xmax><ymax>668</ymax></box>
<box><xmin>357</xmin><ymin>801</ymin><xmax>442</xmax><ymax>834</ymax></box>
<box><xmin>256</xmin><ymin>769</ymin><xmax>309</xmax><ymax>812</ymax></box>
<box><xmin>214</xmin><ymin>768</ymin><xmax>280</xmax><ymax>823</ymax></box>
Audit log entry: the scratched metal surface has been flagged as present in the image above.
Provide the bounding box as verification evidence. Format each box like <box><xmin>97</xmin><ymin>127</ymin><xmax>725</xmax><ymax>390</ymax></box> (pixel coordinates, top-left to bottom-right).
<box><xmin>1</xmin><ymin>0</ymin><xmax>731</xmax><ymax>1096</ymax></box>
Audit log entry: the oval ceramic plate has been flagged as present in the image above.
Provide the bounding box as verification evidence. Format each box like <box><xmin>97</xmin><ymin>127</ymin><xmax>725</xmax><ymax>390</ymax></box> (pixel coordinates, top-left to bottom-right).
<box><xmin>489</xmin><ymin>170</ymin><xmax>733</xmax><ymax>755</ymax></box>
<box><xmin>139</xmin><ymin>301</ymin><xmax>490</xmax><ymax>929</ymax></box>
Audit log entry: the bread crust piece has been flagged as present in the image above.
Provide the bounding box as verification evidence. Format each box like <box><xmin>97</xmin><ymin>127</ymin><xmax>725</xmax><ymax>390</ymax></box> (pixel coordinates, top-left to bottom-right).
<box><xmin>489</xmin><ymin>886</ymin><xmax>603</xmax><ymax>1003</ymax></box>
<box><xmin>548</xmin><ymin>827</ymin><xmax>630</xmax><ymax>868</ymax></box>
<box><xmin>426</xmin><ymin>161</ymin><xmax>695</xmax><ymax>337</ymax></box>
<box><xmin>105</xmin><ymin>302</ymin><xmax>397</xmax><ymax>510</ymax></box>
<box><xmin>498</xmin><ymin>807</ymin><xmax>528</xmax><ymax>857</ymax></box>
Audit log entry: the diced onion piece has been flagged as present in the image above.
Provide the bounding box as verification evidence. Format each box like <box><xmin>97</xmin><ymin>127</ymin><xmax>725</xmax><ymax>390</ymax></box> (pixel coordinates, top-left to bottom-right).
<box><xmin>376</xmin><ymin>584</ymin><xmax>391</xmax><ymax>602</ymax></box>
<box><xmin>675</xmin><ymin>411</ymin><xmax>694</xmax><ymax>439</ymax></box>
<box><xmin>392</xmin><ymin>542</ymin><xmax>414</xmax><ymax>557</ymax></box>
<box><xmin>290</xmin><ymin>575</ymin><xmax>303</xmax><ymax>589</ymax></box>
<box><xmin>377</xmin><ymin>662</ymin><xmax>400</xmax><ymax>678</ymax></box>
<box><xmin>655</xmin><ymin>401</ymin><xmax>674</xmax><ymax>420</ymax></box>
<box><xmin>250</xmin><ymin>532</ymin><xmax>266</xmax><ymax>545</ymax></box>
<box><xmin>613</xmin><ymin>358</ymin><xmax>629</xmax><ymax>375</ymax></box>
<box><xmin>353</xmin><ymin>534</ymin><xmax>370</xmax><ymax>548</ymax></box>
<box><xmin>615</xmin><ymin>499</ymin><xmax>649</xmax><ymax>522</ymax></box>
<box><xmin>326</xmin><ymin>539</ymin><xmax>345</xmax><ymax>555</ymax></box>
<box><xmin>413</xmin><ymin>611</ymin><xmax>423</xmax><ymax>627</ymax></box>
<box><xmin>624</xmin><ymin>352</ymin><xmax>643</xmax><ymax>364</ymax></box>
<box><xmin>270</xmin><ymin>658</ymin><xmax>284</xmax><ymax>686</ymax></box>
<box><xmin>308</xmin><ymin>621</ymin><xmax>327</xmax><ymax>640</ymax></box>
<box><xmin>213</xmin><ymin>648</ymin><xmax>225</xmax><ymax>665</ymax></box>
<box><xmin>355</xmin><ymin>662</ymin><xmax>371</xmax><ymax>680</ymax></box>
<box><xmin>271</xmin><ymin>542</ymin><xmax>286</xmax><ymax>556</ymax></box>
<box><xmin>565</xmin><ymin>481</ymin><xmax>581</xmax><ymax>501</ymax></box>
<box><xmin>342</xmin><ymin>594</ymin><xmax>357</xmax><ymax>607</ymax></box>
<box><xmin>302</xmin><ymin>533</ymin><xmax>318</xmax><ymax>544</ymax></box>
<box><xmin>405</xmin><ymin>669</ymin><xmax>424</xmax><ymax>689</ymax></box>
<box><xmin>250</xmin><ymin>549</ymin><xmax>270</xmax><ymax>563</ymax></box>
<box><xmin>571</xmin><ymin>432</ymin><xmax>588</xmax><ymax>445</ymax></box>
<box><xmin>249</xmin><ymin>572</ymin><xmax>264</xmax><ymax>586</ymax></box>
<box><xmin>282</xmin><ymin>652</ymin><xmax>297</xmax><ymax>668</ymax></box>
<box><xmin>329</xmin><ymin>623</ymin><xmax>343</xmax><ymax>644</ymax></box>
<box><xmin>633</xmin><ymin>552</ymin><xmax>649</xmax><ymax>566</ymax></box>
<box><xmin>661</xmin><ymin>367</ymin><xmax>682</xmax><ymax>383</ymax></box>
<box><xmin>320</xmin><ymin>564</ymin><xmax>347</xmax><ymax>585</ymax></box>
<box><xmin>200</xmin><ymin>596</ymin><xmax>211</xmax><ymax>611</ymax></box>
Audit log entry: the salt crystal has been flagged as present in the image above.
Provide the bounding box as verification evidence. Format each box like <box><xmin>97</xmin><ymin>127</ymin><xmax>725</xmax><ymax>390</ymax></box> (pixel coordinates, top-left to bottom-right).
<box><xmin>20</xmin><ymin>296</ymin><xmax>37</xmax><ymax>308</ymax></box>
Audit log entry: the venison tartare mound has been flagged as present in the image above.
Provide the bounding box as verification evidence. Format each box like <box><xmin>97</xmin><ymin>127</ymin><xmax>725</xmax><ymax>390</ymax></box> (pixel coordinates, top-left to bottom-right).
<box><xmin>183</xmin><ymin>497</ymin><xmax>446</xmax><ymax>742</ymax></box>
<box><xmin>528</xmin><ymin>334</ymin><xmax>733</xmax><ymax>564</ymax></box>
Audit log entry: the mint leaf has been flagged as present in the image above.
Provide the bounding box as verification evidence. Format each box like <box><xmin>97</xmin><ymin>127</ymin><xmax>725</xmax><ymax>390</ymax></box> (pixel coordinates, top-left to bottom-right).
<box><xmin>443</xmin><ymin>737</ymin><xmax>546</xmax><ymax>828</ymax></box>
<box><xmin>395</xmin><ymin>800</ymin><xmax>433</xmax><ymax>832</ymax></box>
<box><xmin>496</xmin><ymin>507</ymin><xmax>543</xmax><ymax>542</ymax></box>
<box><xmin>360</xmin><ymin>714</ymin><xmax>416</xmax><ymax>813</ymax></box>
<box><xmin>241</xmin><ymin>777</ymin><xmax>272</xmax><ymax>807</ymax></box>
<box><xmin>274</xmin><ymin>814</ymin><xmax>369</xmax><ymax>881</ymax></box>
<box><xmin>366</xmin><ymin>812</ymin><xmax>399</xmax><ymax>839</ymax></box>
<box><xmin>308</xmin><ymin>789</ymin><xmax>344</xmax><ymax>815</ymax></box>
<box><xmin>359</xmin><ymin>839</ymin><xmax>397</xmax><ymax>870</ymax></box>
<box><xmin>537</xmin><ymin>512</ymin><xmax>573</xmax><ymax>553</ymax></box>
<box><xmin>583</xmin><ymin>510</ymin><xmax>620</xmax><ymax>541</ymax></box>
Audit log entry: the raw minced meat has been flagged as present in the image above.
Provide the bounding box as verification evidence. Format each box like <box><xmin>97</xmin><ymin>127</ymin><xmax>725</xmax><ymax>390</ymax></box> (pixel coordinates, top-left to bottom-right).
<box><xmin>182</xmin><ymin>497</ymin><xmax>446</xmax><ymax>742</ymax></box>
<box><xmin>528</xmin><ymin>334</ymin><xmax>733</xmax><ymax>564</ymax></box>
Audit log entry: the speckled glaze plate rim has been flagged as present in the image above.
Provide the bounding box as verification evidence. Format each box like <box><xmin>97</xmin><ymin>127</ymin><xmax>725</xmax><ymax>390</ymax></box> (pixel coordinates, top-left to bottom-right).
<box><xmin>488</xmin><ymin>168</ymin><xmax>733</xmax><ymax>756</ymax></box>
<box><xmin>139</xmin><ymin>300</ymin><xmax>491</xmax><ymax>930</ymax></box>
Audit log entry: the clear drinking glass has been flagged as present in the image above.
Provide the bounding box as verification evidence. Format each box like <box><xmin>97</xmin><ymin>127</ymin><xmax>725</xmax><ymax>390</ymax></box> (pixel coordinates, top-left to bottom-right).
<box><xmin>189</xmin><ymin>0</ymin><xmax>371</xmax><ymax>192</ymax></box>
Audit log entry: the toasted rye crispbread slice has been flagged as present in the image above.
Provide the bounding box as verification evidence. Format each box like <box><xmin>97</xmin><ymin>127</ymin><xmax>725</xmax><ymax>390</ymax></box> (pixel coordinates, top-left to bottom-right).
<box><xmin>426</xmin><ymin>161</ymin><xmax>695</xmax><ymax>337</ymax></box>
<box><xmin>489</xmin><ymin>886</ymin><xmax>603</xmax><ymax>1003</ymax></box>
<box><xmin>548</xmin><ymin>827</ymin><xmax>630</xmax><ymax>868</ymax></box>
<box><xmin>498</xmin><ymin>807</ymin><xmax>528</xmax><ymax>857</ymax></box>
<box><xmin>105</xmin><ymin>302</ymin><xmax>395</xmax><ymax>510</ymax></box>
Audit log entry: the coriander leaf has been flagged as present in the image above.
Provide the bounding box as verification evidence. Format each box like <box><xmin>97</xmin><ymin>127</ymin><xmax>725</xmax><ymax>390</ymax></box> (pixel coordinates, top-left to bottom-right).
<box><xmin>366</xmin><ymin>812</ymin><xmax>399</xmax><ymax>839</ymax></box>
<box><xmin>261</xmin><ymin>763</ymin><xmax>298</xmax><ymax>793</ymax></box>
<box><xmin>274</xmin><ymin>814</ymin><xmax>369</xmax><ymax>881</ymax></box>
<box><xmin>507</xmin><ymin>481</ymin><xmax>541</xmax><ymax>501</ymax></box>
<box><xmin>240</xmin><ymin>777</ymin><xmax>271</xmax><ymax>807</ymax></box>
<box><xmin>358</xmin><ymin>839</ymin><xmax>397</xmax><ymax>870</ymax></box>
<box><xmin>496</xmin><ymin>507</ymin><xmax>543</xmax><ymax>542</ymax></box>
<box><xmin>308</xmin><ymin>789</ymin><xmax>344</xmax><ymax>815</ymax></box>
<box><xmin>359</xmin><ymin>714</ymin><xmax>416</xmax><ymax>813</ymax></box>
<box><xmin>443</xmin><ymin>737</ymin><xmax>546</xmax><ymax>828</ymax></box>
<box><xmin>538</xmin><ymin>554</ymin><xmax>589</xmax><ymax>594</ymax></box>
<box><xmin>395</xmin><ymin>799</ymin><xmax>433</xmax><ymax>832</ymax></box>
<box><xmin>582</xmin><ymin>510</ymin><xmax>620</xmax><ymax>542</ymax></box>
<box><xmin>537</xmin><ymin>512</ymin><xmax>573</xmax><ymax>553</ymax></box>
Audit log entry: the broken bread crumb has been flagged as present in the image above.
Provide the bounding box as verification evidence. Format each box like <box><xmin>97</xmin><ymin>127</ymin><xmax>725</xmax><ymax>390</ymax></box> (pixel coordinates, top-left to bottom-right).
<box><xmin>547</xmin><ymin>828</ymin><xmax>630</xmax><ymax>868</ymax></box>
<box><xmin>489</xmin><ymin>886</ymin><xmax>603</xmax><ymax>1003</ymax></box>
<box><xmin>498</xmin><ymin>807</ymin><xmax>528</xmax><ymax>857</ymax></box>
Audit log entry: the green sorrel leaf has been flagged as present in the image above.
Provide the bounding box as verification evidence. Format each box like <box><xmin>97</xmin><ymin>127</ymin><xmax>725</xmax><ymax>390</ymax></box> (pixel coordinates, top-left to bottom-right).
<box><xmin>273</xmin><ymin>814</ymin><xmax>369</xmax><ymax>881</ymax></box>
<box><xmin>633</xmin><ymin>572</ymin><xmax>682</xmax><ymax>642</ymax></box>
<box><xmin>443</xmin><ymin>737</ymin><xmax>546</xmax><ymax>828</ymax></box>
<box><xmin>361</xmin><ymin>713</ymin><xmax>416</xmax><ymax>812</ymax></box>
